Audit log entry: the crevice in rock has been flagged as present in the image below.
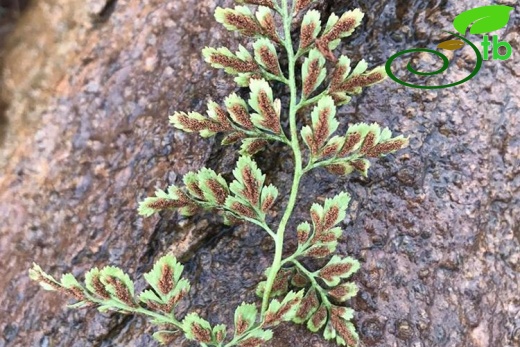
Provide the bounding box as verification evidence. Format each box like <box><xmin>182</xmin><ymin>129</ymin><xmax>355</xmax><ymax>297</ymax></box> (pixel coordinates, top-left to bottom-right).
<box><xmin>91</xmin><ymin>0</ymin><xmax>118</xmax><ymax>24</ymax></box>
<box><xmin>0</xmin><ymin>0</ymin><xmax>30</xmax><ymax>14</ymax></box>
<box><xmin>0</xmin><ymin>100</ymin><xmax>7</xmax><ymax>148</ymax></box>
<box><xmin>93</xmin><ymin>314</ymin><xmax>134</xmax><ymax>347</ymax></box>
<box><xmin>0</xmin><ymin>0</ymin><xmax>31</xmax><ymax>149</ymax></box>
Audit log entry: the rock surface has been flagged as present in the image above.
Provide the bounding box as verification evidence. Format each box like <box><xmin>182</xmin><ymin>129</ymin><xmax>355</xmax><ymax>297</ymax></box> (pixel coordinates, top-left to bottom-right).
<box><xmin>0</xmin><ymin>0</ymin><xmax>518</xmax><ymax>347</ymax></box>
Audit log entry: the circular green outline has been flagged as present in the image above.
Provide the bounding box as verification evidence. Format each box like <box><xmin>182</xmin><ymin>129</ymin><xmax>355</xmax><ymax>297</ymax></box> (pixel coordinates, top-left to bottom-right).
<box><xmin>385</xmin><ymin>31</ymin><xmax>483</xmax><ymax>89</ymax></box>
<box><xmin>407</xmin><ymin>49</ymin><xmax>449</xmax><ymax>76</ymax></box>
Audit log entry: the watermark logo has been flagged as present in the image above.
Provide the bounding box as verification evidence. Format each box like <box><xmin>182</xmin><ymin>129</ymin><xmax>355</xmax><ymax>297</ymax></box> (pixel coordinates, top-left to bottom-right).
<box><xmin>385</xmin><ymin>5</ymin><xmax>514</xmax><ymax>89</ymax></box>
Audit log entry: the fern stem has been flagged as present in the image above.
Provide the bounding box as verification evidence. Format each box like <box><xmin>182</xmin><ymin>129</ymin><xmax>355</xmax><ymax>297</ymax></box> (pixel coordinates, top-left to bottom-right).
<box><xmin>260</xmin><ymin>0</ymin><xmax>304</xmax><ymax>317</ymax></box>
<box><xmin>81</xmin><ymin>290</ymin><xmax>184</xmax><ymax>330</ymax></box>
<box><xmin>297</xmin><ymin>89</ymin><xmax>328</xmax><ymax>110</ymax></box>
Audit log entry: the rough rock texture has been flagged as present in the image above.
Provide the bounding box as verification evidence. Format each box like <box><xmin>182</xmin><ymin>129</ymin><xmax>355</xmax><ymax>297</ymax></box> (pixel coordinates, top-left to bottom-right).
<box><xmin>0</xmin><ymin>0</ymin><xmax>518</xmax><ymax>347</ymax></box>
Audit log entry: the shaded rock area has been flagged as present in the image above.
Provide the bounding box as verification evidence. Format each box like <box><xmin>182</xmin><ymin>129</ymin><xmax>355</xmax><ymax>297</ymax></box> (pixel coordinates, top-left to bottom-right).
<box><xmin>0</xmin><ymin>0</ymin><xmax>31</xmax><ymax>148</ymax></box>
<box><xmin>0</xmin><ymin>0</ymin><xmax>518</xmax><ymax>346</ymax></box>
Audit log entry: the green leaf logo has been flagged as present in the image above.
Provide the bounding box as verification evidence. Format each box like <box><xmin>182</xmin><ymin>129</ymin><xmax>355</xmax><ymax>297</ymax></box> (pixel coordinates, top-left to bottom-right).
<box><xmin>453</xmin><ymin>5</ymin><xmax>514</xmax><ymax>35</ymax></box>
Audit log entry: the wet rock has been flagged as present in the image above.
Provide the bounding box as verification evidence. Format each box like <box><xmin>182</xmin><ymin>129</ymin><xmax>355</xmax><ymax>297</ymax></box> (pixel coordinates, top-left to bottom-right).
<box><xmin>0</xmin><ymin>0</ymin><xmax>518</xmax><ymax>347</ymax></box>
<box><xmin>360</xmin><ymin>318</ymin><xmax>385</xmax><ymax>343</ymax></box>
<box><xmin>396</xmin><ymin>319</ymin><xmax>414</xmax><ymax>340</ymax></box>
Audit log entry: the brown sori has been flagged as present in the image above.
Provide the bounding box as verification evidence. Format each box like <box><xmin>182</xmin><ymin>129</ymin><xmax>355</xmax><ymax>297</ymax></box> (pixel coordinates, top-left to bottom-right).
<box><xmin>239</xmin><ymin>337</ymin><xmax>264</xmax><ymax>347</ymax></box>
<box><xmin>313</xmin><ymin>107</ymin><xmax>333</xmax><ymax>150</ymax></box>
<box><xmin>338</xmin><ymin>71</ymin><xmax>385</xmax><ymax>93</ymax></box>
<box><xmin>326</xmin><ymin>163</ymin><xmax>351</xmax><ymax>176</ymax></box>
<box><xmin>65</xmin><ymin>286</ymin><xmax>85</xmax><ymax>301</ymax></box>
<box><xmin>259</xmin><ymin>46</ymin><xmax>281</xmax><ymax>75</ymax></box>
<box><xmin>146</xmin><ymin>198</ymin><xmax>188</xmax><ymax>211</ymax></box>
<box><xmin>229</xmin><ymin>104</ymin><xmax>254</xmax><ymax>129</ymax></box>
<box><xmin>366</xmin><ymin>138</ymin><xmax>407</xmax><ymax>157</ymax></box>
<box><xmin>303</xmin><ymin>132</ymin><xmax>318</xmax><ymax>155</ymax></box>
<box><xmin>319</xmin><ymin>262</ymin><xmax>353</xmax><ymax>282</ymax></box>
<box><xmin>222</xmin><ymin>131</ymin><xmax>247</xmax><ymax>145</ymax></box>
<box><xmin>214</xmin><ymin>105</ymin><xmax>232</xmax><ymax>126</ymax></box>
<box><xmin>225</xmin><ymin>12</ymin><xmax>262</xmax><ymax>37</ymax></box>
<box><xmin>106</xmin><ymin>277</ymin><xmax>137</xmax><ymax>307</ymax></box>
<box><xmin>323</xmin><ymin>17</ymin><xmax>357</xmax><ymax>43</ymax></box>
<box><xmin>258</xmin><ymin>12</ymin><xmax>280</xmax><ymax>43</ymax></box>
<box><xmin>236</xmin><ymin>316</ymin><xmax>249</xmax><ymax>335</ymax></box>
<box><xmin>257</xmin><ymin>91</ymin><xmax>281</xmax><ymax>133</ymax></box>
<box><xmin>261</xmin><ymin>192</ymin><xmax>275</xmax><ymax>212</ymax></box>
<box><xmin>359</xmin><ymin>131</ymin><xmax>376</xmax><ymax>154</ymax></box>
<box><xmin>310</xmin><ymin>304</ymin><xmax>328</xmax><ymax>328</ymax></box>
<box><xmin>320</xmin><ymin>140</ymin><xmax>341</xmax><ymax>158</ymax></box>
<box><xmin>271</xmin><ymin>268</ymin><xmax>293</xmax><ymax>293</ymax></box>
<box><xmin>330</xmin><ymin>314</ymin><xmax>358</xmax><ymax>346</ymax></box>
<box><xmin>322</xmin><ymin>205</ymin><xmax>340</xmax><ymax>230</ymax></box>
<box><xmin>339</xmin><ymin>132</ymin><xmax>362</xmax><ymax>156</ymax></box>
<box><xmin>264</xmin><ymin>297</ymin><xmax>300</xmax><ymax>326</ymax></box>
<box><xmin>291</xmin><ymin>270</ymin><xmax>309</xmax><ymax>287</ymax></box>
<box><xmin>241</xmin><ymin>167</ymin><xmax>260</xmax><ymax>205</ymax></box>
<box><xmin>330</xmin><ymin>63</ymin><xmax>348</xmax><ymax>91</ymax></box>
<box><xmin>350</xmin><ymin>159</ymin><xmax>367</xmax><ymax>173</ymax></box>
<box><xmin>91</xmin><ymin>274</ymin><xmax>111</xmax><ymax>299</ymax></box>
<box><xmin>207</xmin><ymin>179</ymin><xmax>229</xmax><ymax>204</ymax></box>
<box><xmin>158</xmin><ymin>263</ymin><xmax>175</xmax><ymax>295</ymax></box>
<box><xmin>310</xmin><ymin>208</ymin><xmax>323</xmax><ymax>233</ymax></box>
<box><xmin>294</xmin><ymin>289</ymin><xmax>319</xmax><ymax>320</ymax></box>
<box><xmin>303</xmin><ymin>58</ymin><xmax>322</xmax><ymax>97</ymax></box>
<box><xmin>215</xmin><ymin>329</ymin><xmax>225</xmax><ymax>343</ymax></box>
<box><xmin>295</xmin><ymin>0</ymin><xmax>313</xmax><ymax>13</ymax></box>
<box><xmin>210</xmin><ymin>53</ymin><xmax>257</xmax><ymax>73</ymax></box>
<box><xmin>297</xmin><ymin>225</ymin><xmax>310</xmax><ymax>244</ymax></box>
<box><xmin>328</xmin><ymin>284</ymin><xmax>354</xmax><ymax>301</ymax></box>
<box><xmin>154</xmin><ymin>331</ymin><xmax>179</xmax><ymax>344</ymax></box>
<box><xmin>300</xmin><ymin>21</ymin><xmax>317</xmax><ymax>50</ymax></box>
<box><xmin>177</xmin><ymin>114</ymin><xmax>226</xmax><ymax>133</ymax></box>
<box><xmin>191</xmin><ymin>323</ymin><xmax>212</xmax><ymax>344</ymax></box>
<box><xmin>244</xmin><ymin>139</ymin><xmax>268</xmax><ymax>156</ymax></box>
<box><xmin>186</xmin><ymin>181</ymin><xmax>205</xmax><ymax>200</ymax></box>
<box><xmin>306</xmin><ymin>245</ymin><xmax>333</xmax><ymax>258</ymax></box>
<box><xmin>314</xmin><ymin>231</ymin><xmax>338</xmax><ymax>243</ymax></box>
<box><xmin>231</xmin><ymin>201</ymin><xmax>257</xmax><ymax>218</ymax></box>
<box><xmin>165</xmin><ymin>289</ymin><xmax>187</xmax><ymax>312</ymax></box>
